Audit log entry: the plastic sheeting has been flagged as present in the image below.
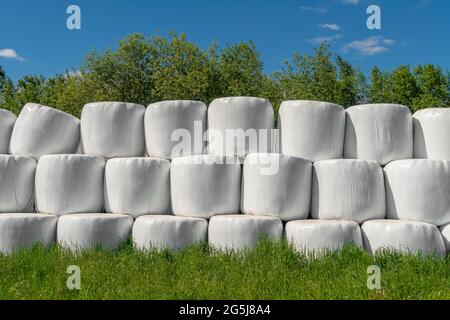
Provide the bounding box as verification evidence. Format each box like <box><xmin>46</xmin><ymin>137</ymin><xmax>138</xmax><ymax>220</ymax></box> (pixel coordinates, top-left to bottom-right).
<box><xmin>145</xmin><ymin>100</ymin><xmax>207</xmax><ymax>159</ymax></box>
<box><xmin>311</xmin><ymin>160</ymin><xmax>386</xmax><ymax>223</ymax></box>
<box><xmin>385</xmin><ymin>160</ymin><xmax>450</xmax><ymax>226</ymax></box>
<box><xmin>441</xmin><ymin>224</ymin><xmax>450</xmax><ymax>252</ymax></box>
<box><xmin>81</xmin><ymin>102</ymin><xmax>145</xmax><ymax>158</ymax></box>
<box><xmin>413</xmin><ymin>108</ymin><xmax>450</xmax><ymax>160</ymax></box>
<box><xmin>0</xmin><ymin>155</ymin><xmax>36</xmax><ymax>213</ymax></box>
<box><xmin>362</xmin><ymin>220</ymin><xmax>446</xmax><ymax>256</ymax></box>
<box><xmin>0</xmin><ymin>214</ymin><xmax>57</xmax><ymax>254</ymax></box>
<box><xmin>57</xmin><ymin>213</ymin><xmax>133</xmax><ymax>250</ymax></box>
<box><xmin>9</xmin><ymin>103</ymin><xmax>80</xmax><ymax>159</ymax></box>
<box><xmin>241</xmin><ymin>153</ymin><xmax>312</xmax><ymax>221</ymax></box>
<box><xmin>171</xmin><ymin>155</ymin><xmax>241</xmax><ymax>218</ymax></box>
<box><xmin>35</xmin><ymin>155</ymin><xmax>106</xmax><ymax>215</ymax></box>
<box><xmin>278</xmin><ymin>100</ymin><xmax>345</xmax><ymax>162</ymax></box>
<box><xmin>285</xmin><ymin>220</ymin><xmax>363</xmax><ymax>254</ymax></box>
<box><xmin>105</xmin><ymin>157</ymin><xmax>171</xmax><ymax>218</ymax></box>
<box><xmin>207</xmin><ymin>97</ymin><xmax>275</xmax><ymax>160</ymax></box>
<box><xmin>0</xmin><ymin>109</ymin><xmax>16</xmax><ymax>154</ymax></box>
<box><xmin>208</xmin><ymin>215</ymin><xmax>283</xmax><ymax>250</ymax></box>
<box><xmin>133</xmin><ymin>215</ymin><xmax>208</xmax><ymax>251</ymax></box>
<box><xmin>344</xmin><ymin>104</ymin><xmax>413</xmax><ymax>165</ymax></box>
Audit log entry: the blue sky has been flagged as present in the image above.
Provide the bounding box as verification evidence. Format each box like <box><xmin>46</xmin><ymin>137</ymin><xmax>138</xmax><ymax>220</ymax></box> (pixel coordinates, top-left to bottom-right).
<box><xmin>0</xmin><ymin>0</ymin><xmax>449</xmax><ymax>81</ymax></box>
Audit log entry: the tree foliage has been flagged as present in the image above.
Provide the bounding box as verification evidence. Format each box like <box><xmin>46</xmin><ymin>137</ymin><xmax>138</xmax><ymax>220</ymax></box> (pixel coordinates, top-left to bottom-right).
<box><xmin>1</xmin><ymin>33</ymin><xmax>449</xmax><ymax>118</ymax></box>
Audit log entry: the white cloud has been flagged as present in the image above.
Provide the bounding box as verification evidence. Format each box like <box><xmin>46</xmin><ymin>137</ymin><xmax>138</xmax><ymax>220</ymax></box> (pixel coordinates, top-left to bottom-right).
<box><xmin>299</xmin><ymin>5</ymin><xmax>328</xmax><ymax>14</ymax></box>
<box><xmin>0</xmin><ymin>48</ymin><xmax>25</xmax><ymax>61</ymax></box>
<box><xmin>319</xmin><ymin>23</ymin><xmax>341</xmax><ymax>31</ymax></box>
<box><xmin>341</xmin><ymin>0</ymin><xmax>360</xmax><ymax>4</ymax></box>
<box><xmin>309</xmin><ymin>34</ymin><xmax>343</xmax><ymax>45</ymax></box>
<box><xmin>342</xmin><ymin>36</ymin><xmax>396</xmax><ymax>55</ymax></box>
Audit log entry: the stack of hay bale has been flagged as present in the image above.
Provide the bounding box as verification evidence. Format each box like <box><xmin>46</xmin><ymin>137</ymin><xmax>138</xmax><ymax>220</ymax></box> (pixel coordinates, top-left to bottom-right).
<box><xmin>0</xmin><ymin>98</ymin><xmax>449</xmax><ymax>256</ymax></box>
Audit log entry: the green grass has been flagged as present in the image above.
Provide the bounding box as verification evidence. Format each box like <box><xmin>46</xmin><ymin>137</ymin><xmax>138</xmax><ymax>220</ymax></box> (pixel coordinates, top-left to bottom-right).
<box><xmin>0</xmin><ymin>239</ymin><xmax>449</xmax><ymax>300</ymax></box>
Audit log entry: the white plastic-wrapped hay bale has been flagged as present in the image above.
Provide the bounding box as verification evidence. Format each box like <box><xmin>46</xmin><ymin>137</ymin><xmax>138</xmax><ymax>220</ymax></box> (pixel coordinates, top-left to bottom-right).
<box><xmin>0</xmin><ymin>213</ymin><xmax>58</xmax><ymax>254</ymax></box>
<box><xmin>105</xmin><ymin>158</ymin><xmax>171</xmax><ymax>218</ymax></box>
<box><xmin>285</xmin><ymin>220</ymin><xmax>363</xmax><ymax>254</ymax></box>
<box><xmin>385</xmin><ymin>159</ymin><xmax>450</xmax><ymax>226</ymax></box>
<box><xmin>57</xmin><ymin>214</ymin><xmax>133</xmax><ymax>251</ymax></box>
<box><xmin>0</xmin><ymin>109</ymin><xmax>16</xmax><ymax>154</ymax></box>
<box><xmin>361</xmin><ymin>220</ymin><xmax>446</xmax><ymax>257</ymax></box>
<box><xmin>208</xmin><ymin>215</ymin><xmax>283</xmax><ymax>251</ymax></box>
<box><xmin>145</xmin><ymin>100</ymin><xmax>207</xmax><ymax>159</ymax></box>
<box><xmin>413</xmin><ymin>108</ymin><xmax>450</xmax><ymax>160</ymax></box>
<box><xmin>241</xmin><ymin>153</ymin><xmax>312</xmax><ymax>221</ymax></box>
<box><xmin>81</xmin><ymin>102</ymin><xmax>145</xmax><ymax>158</ymax></box>
<box><xmin>133</xmin><ymin>215</ymin><xmax>208</xmax><ymax>251</ymax></box>
<box><xmin>278</xmin><ymin>100</ymin><xmax>345</xmax><ymax>162</ymax></box>
<box><xmin>9</xmin><ymin>103</ymin><xmax>80</xmax><ymax>159</ymax></box>
<box><xmin>207</xmin><ymin>97</ymin><xmax>275</xmax><ymax>159</ymax></box>
<box><xmin>35</xmin><ymin>155</ymin><xmax>106</xmax><ymax>215</ymax></box>
<box><xmin>311</xmin><ymin>159</ymin><xmax>386</xmax><ymax>223</ymax></box>
<box><xmin>440</xmin><ymin>224</ymin><xmax>450</xmax><ymax>253</ymax></box>
<box><xmin>0</xmin><ymin>155</ymin><xmax>36</xmax><ymax>213</ymax></box>
<box><xmin>344</xmin><ymin>104</ymin><xmax>413</xmax><ymax>165</ymax></box>
<box><xmin>171</xmin><ymin>155</ymin><xmax>241</xmax><ymax>218</ymax></box>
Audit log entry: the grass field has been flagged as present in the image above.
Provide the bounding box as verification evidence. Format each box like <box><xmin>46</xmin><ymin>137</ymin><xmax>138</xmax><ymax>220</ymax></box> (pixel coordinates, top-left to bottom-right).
<box><xmin>0</xmin><ymin>239</ymin><xmax>449</xmax><ymax>300</ymax></box>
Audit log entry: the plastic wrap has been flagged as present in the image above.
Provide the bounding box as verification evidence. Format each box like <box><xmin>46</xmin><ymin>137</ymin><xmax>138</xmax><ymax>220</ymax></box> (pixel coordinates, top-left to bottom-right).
<box><xmin>208</xmin><ymin>215</ymin><xmax>283</xmax><ymax>250</ymax></box>
<box><xmin>9</xmin><ymin>103</ymin><xmax>80</xmax><ymax>159</ymax></box>
<box><xmin>171</xmin><ymin>155</ymin><xmax>241</xmax><ymax>218</ymax></box>
<box><xmin>207</xmin><ymin>97</ymin><xmax>274</xmax><ymax>159</ymax></box>
<box><xmin>311</xmin><ymin>159</ymin><xmax>386</xmax><ymax>223</ymax></box>
<box><xmin>285</xmin><ymin>220</ymin><xmax>363</xmax><ymax>254</ymax></box>
<box><xmin>0</xmin><ymin>155</ymin><xmax>36</xmax><ymax>213</ymax></box>
<box><xmin>413</xmin><ymin>108</ymin><xmax>450</xmax><ymax>160</ymax></box>
<box><xmin>385</xmin><ymin>160</ymin><xmax>450</xmax><ymax>226</ymax></box>
<box><xmin>57</xmin><ymin>213</ymin><xmax>133</xmax><ymax>250</ymax></box>
<box><xmin>241</xmin><ymin>153</ymin><xmax>312</xmax><ymax>221</ymax></box>
<box><xmin>133</xmin><ymin>215</ymin><xmax>208</xmax><ymax>251</ymax></box>
<box><xmin>278</xmin><ymin>100</ymin><xmax>345</xmax><ymax>161</ymax></box>
<box><xmin>362</xmin><ymin>220</ymin><xmax>446</xmax><ymax>256</ymax></box>
<box><xmin>81</xmin><ymin>102</ymin><xmax>145</xmax><ymax>158</ymax></box>
<box><xmin>105</xmin><ymin>157</ymin><xmax>171</xmax><ymax>218</ymax></box>
<box><xmin>344</xmin><ymin>104</ymin><xmax>413</xmax><ymax>165</ymax></box>
<box><xmin>145</xmin><ymin>100</ymin><xmax>207</xmax><ymax>159</ymax></box>
<box><xmin>35</xmin><ymin>155</ymin><xmax>106</xmax><ymax>215</ymax></box>
<box><xmin>440</xmin><ymin>224</ymin><xmax>450</xmax><ymax>253</ymax></box>
<box><xmin>0</xmin><ymin>213</ymin><xmax>57</xmax><ymax>254</ymax></box>
<box><xmin>0</xmin><ymin>109</ymin><xmax>16</xmax><ymax>154</ymax></box>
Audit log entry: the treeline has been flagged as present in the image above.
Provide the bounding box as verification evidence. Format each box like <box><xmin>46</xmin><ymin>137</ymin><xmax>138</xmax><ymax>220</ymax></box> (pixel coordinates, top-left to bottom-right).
<box><xmin>0</xmin><ymin>32</ymin><xmax>449</xmax><ymax>118</ymax></box>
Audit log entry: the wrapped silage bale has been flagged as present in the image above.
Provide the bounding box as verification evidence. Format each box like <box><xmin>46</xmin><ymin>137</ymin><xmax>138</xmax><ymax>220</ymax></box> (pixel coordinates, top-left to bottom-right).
<box><xmin>35</xmin><ymin>155</ymin><xmax>105</xmax><ymax>215</ymax></box>
<box><xmin>81</xmin><ymin>102</ymin><xmax>145</xmax><ymax>158</ymax></box>
<box><xmin>311</xmin><ymin>159</ymin><xmax>386</xmax><ymax>223</ymax></box>
<box><xmin>57</xmin><ymin>214</ymin><xmax>133</xmax><ymax>251</ymax></box>
<box><xmin>285</xmin><ymin>220</ymin><xmax>363</xmax><ymax>255</ymax></box>
<box><xmin>385</xmin><ymin>159</ymin><xmax>450</xmax><ymax>226</ymax></box>
<box><xmin>207</xmin><ymin>97</ymin><xmax>275</xmax><ymax>160</ymax></box>
<box><xmin>145</xmin><ymin>100</ymin><xmax>207</xmax><ymax>159</ymax></box>
<box><xmin>362</xmin><ymin>220</ymin><xmax>446</xmax><ymax>257</ymax></box>
<box><xmin>440</xmin><ymin>224</ymin><xmax>450</xmax><ymax>253</ymax></box>
<box><xmin>344</xmin><ymin>104</ymin><xmax>413</xmax><ymax>165</ymax></box>
<box><xmin>133</xmin><ymin>215</ymin><xmax>208</xmax><ymax>251</ymax></box>
<box><xmin>105</xmin><ymin>158</ymin><xmax>171</xmax><ymax>218</ymax></box>
<box><xmin>9</xmin><ymin>103</ymin><xmax>80</xmax><ymax>159</ymax></box>
<box><xmin>278</xmin><ymin>100</ymin><xmax>345</xmax><ymax>162</ymax></box>
<box><xmin>0</xmin><ymin>213</ymin><xmax>58</xmax><ymax>254</ymax></box>
<box><xmin>208</xmin><ymin>215</ymin><xmax>283</xmax><ymax>251</ymax></box>
<box><xmin>241</xmin><ymin>153</ymin><xmax>312</xmax><ymax>221</ymax></box>
<box><xmin>0</xmin><ymin>109</ymin><xmax>16</xmax><ymax>154</ymax></box>
<box><xmin>413</xmin><ymin>108</ymin><xmax>450</xmax><ymax>160</ymax></box>
<box><xmin>171</xmin><ymin>155</ymin><xmax>241</xmax><ymax>218</ymax></box>
<box><xmin>0</xmin><ymin>155</ymin><xmax>36</xmax><ymax>213</ymax></box>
